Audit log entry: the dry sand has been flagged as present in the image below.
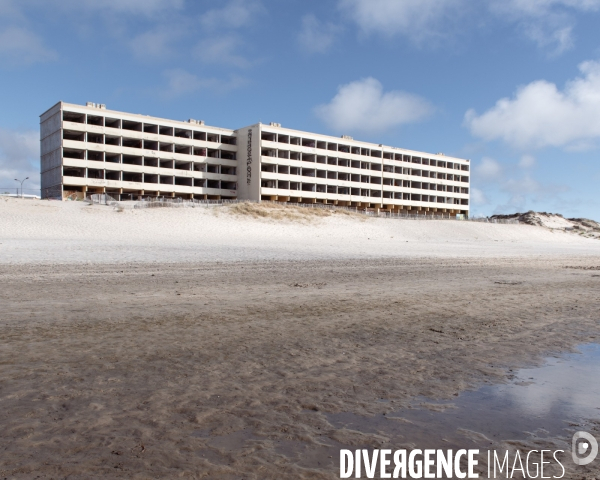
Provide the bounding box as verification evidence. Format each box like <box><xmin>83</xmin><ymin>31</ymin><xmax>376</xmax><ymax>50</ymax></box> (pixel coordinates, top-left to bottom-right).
<box><xmin>1</xmin><ymin>198</ymin><xmax>600</xmax><ymax>478</ymax></box>
<box><xmin>1</xmin><ymin>197</ymin><xmax>599</xmax><ymax>264</ymax></box>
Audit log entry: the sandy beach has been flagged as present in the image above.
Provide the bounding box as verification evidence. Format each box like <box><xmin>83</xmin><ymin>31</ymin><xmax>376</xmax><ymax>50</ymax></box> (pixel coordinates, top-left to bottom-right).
<box><xmin>1</xmin><ymin>198</ymin><xmax>600</xmax><ymax>478</ymax></box>
<box><xmin>1</xmin><ymin>197</ymin><xmax>599</xmax><ymax>264</ymax></box>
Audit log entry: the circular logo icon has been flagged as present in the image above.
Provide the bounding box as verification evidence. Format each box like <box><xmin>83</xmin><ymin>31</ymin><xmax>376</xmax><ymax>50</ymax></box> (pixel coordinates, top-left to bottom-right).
<box><xmin>572</xmin><ymin>432</ymin><xmax>598</xmax><ymax>466</ymax></box>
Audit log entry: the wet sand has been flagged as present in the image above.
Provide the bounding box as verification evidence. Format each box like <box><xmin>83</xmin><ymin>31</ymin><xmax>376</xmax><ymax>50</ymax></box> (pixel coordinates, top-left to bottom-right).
<box><xmin>1</xmin><ymin>256</ymin><xmax>600</xmax><ymax>478</ymax></box>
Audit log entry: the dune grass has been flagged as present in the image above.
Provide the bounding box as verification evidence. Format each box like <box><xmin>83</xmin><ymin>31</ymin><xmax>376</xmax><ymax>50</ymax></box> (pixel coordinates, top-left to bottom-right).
<box><xmin>223</xmin><ymin>201</ymin><xmax>365</xmax><ymax>222</ymax></box>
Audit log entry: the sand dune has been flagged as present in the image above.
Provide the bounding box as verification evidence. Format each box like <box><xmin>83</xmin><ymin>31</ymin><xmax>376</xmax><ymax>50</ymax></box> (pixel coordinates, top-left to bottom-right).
<box><xmin>1</xmin><ymin>198</ymin><xmax>598</xmax><ymax>264</ymax></box>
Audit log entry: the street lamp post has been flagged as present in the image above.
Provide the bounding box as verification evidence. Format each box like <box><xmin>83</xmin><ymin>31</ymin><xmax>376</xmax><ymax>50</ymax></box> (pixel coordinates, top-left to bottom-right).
<box><xmin>14</xmin><ymin>177</ymin><xmax>29</xmax><ymax>198</ymax></box>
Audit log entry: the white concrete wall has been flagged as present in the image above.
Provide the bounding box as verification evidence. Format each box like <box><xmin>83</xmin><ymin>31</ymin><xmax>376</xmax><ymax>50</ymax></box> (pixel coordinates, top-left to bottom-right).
<box><xmin>40</xmin><ymin>102</ymin><xmax>63</xmax><ymax>198</ymax></box>
<box><xmin>235</xmin><ymin>124</ymin><xmax>261</xmax><ymax>201</ymax></box>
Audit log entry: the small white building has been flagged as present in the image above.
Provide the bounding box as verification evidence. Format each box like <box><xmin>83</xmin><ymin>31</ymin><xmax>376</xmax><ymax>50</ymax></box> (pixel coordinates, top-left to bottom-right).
<box><xmin>41</xmin><ymin>101</ymin><xmax>470</xmax><ymax>216</ymax></box>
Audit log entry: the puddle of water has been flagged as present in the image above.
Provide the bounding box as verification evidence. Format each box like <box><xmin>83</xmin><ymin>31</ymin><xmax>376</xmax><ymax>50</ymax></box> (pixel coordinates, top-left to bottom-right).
<box><xmin>327</xmin><ymin>343</ymin><xmax>600</xmax><ymax>448</ymax></box>
<box><xmin>190</xmin><ymin>344</ymin><xmax>600</xmax><ymax>472</ymax></box>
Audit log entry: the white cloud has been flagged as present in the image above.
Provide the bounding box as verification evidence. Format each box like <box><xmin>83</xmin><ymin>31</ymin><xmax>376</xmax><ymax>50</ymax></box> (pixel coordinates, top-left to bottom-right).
<box><xmin>163</xmin><ymin>69</ymin><xmax>247</xmax><ymax>97</ymax></box>
<box><xmin>193</xmin><ymin>36</ymin><xmax>250</xmax><ymax>68</ymax></box>
<box><xmin>315</xmin><ymin>77</ymin><xmax>433</xmax><ymax>133</ymax></box>
<box><xmin>297</xmin><ymin>14</ymin><xmax>341</xmax><ymax>54</ymax></box>
<box><xmin>337</xmin><ymin>0</ymin><xmax>600</xmax><ymax>52</ymax></box>
<box><xmin>199</xmin><ymin>0</ymin><xmax>263</xmax><ymax>30</ymax></box>
<box><xmin>0</xmin><ymin>26</ymin><xmax>57</xmax><ymax>66</ymax></box>
<box><xmin>130</xmin><ymin>29</ymin><xmax>179</xmax><ymax>59</ymax></box>
<box><xmin>502</xmin><ymin>175</ymin><xmax>543</xmax><ymax>196</ymax></box>
<box><xmin>338</xmin><ymin>0</ymin><xmax>464</xmax><ymax>43</ymax></box>
<box><xmin>48</xmin><ymin>0</ymin><xmax>184</xmax><ymax>15</ymax></box>
<box><xmin>471</xmin><ymin>188</ymin><xmax>489</xmax><ymax>205</ymax></box>
<box><xmin>471</xmin><ymin>155</ymin><xmax>569</xmax><ymax>215</ymax></box>
<box><xmin>519</xmin><ymin>154</ymin><xmax>536</xmax><ymax>168</ymax></box>
<box><xmin>0</xmin><ymin>128</ymin><xmax>39</xmax><ymax>192</ymax></box>
<box><xmin>2</xmin><ymin>0</ymin><xmax>184</xmax><ymax>17</ymax></box>
<box><xmin>465</xmin><ymin>60</ymin><xmax>600</xmax><ymax>150</ymax></box>
<box><xmin>193</xmin><ymin>2</ymin><xmax>263</xmax><ymax>68</ymax></box>
<box><xmin>475</xmin><ymin>157</ymin><xmax>503</xmax><ymax>181</ymax></box>
<box><xmin>490</xmin><ymin>0</ymin><xmax>600</xmax><ymax>54</ymax></box>
<box><xmin>0</xmin><ymin>0</ymin><xmax>22</xmax><ymax>18</ymax></box>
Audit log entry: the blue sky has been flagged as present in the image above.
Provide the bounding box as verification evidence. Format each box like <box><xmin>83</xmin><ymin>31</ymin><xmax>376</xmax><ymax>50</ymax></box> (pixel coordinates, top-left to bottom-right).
<box><xmin>1</xmin><ymin>0</ymin><xmax>599</xmax><ymax>219</ymax></box>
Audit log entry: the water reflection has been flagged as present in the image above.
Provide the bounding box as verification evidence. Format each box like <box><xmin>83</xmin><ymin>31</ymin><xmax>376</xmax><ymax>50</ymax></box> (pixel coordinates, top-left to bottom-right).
<box><xmin>497</xmin><ymin>343</ymin><xmax>600</xmax><ymax>420</ymax></box>
<box><xmin>327</xmin><ymin>344</ymin><xmax>600</xmax><ymax>447</ymax></box>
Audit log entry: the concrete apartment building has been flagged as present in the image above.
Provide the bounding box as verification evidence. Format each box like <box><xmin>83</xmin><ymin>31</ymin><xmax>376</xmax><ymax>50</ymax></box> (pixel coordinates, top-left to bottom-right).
<box><xmin>41</xmin><ymin>101</ymin><xmax>470</xmax><ymax>216</ymax></box>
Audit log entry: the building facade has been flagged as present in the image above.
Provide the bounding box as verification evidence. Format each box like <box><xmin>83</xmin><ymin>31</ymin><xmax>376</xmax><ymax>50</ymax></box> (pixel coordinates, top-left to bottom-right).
<box><xmin>41</xmin><ymin>101</ymin><xmax>470</xmax><ymax>216</ymax></box>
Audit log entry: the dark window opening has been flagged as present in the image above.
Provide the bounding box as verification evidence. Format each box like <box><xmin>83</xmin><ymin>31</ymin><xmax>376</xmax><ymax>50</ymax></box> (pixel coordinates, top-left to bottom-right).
<box><xmin>87</xmin><ymin>133</ymin><xmax>103</xmax><ymax>144</ymax></box>
<box><xmin>63</xmin><ymin>131</ymin><xmax>84</xmax><ymax>142</ymax></box>
<box><xmin>63</xmin><ymin>112</ymin><xmax>84</xmax><ymax>123</ymax></box>
<box><xmin>88</xmin><ymin>169</ymin><xmax>103</xmax><ymax>179</ymax></box>
<box><xmin>87</xmin><ymin>115</ymin><xmax>103</xmax><ymax>126</ymax></box>
<box><xmin>122</xmin><ymin>138</ymin><xmax>142</xmax><ymax>149</ymax></box>
<box><xmin>123</xmin><ymin>155</ymin><xmax>143</xmax><ymax>166</ymax></box>
<box><xmin>174</xmin><ymin>177</ymin><xmax>192</xmax><ymax>186</ymax></box>
<box><xmin>88</xmin><ymin>151</ymin><xmax>103</xmax><ymax>162</ymax></box>
<box><xmin>63</xmin><ymin>167</ymin><xmax>84</xmax><ymax>177</ymax></box>
<box><xmin>105</xmin><ymin>118</ymin><xmax>120</xmax><ymax>129</ymax></box>
<box><xmin>122</xmin><ymin>171</ymin><xmax>142</xmax><ymax>182</ymax></box>
<box><xmin>174</xmin><ymin>128</ymin><xmax>192</xmax><ymax>139</ymax></box>
<box><xmin>175</xmin><ymin>162</ymin><xmax>191</xmax><ymax>171</ymax></box>
<box><xmin>122</xmin><ymin>121</ymin><xmax>142</xmax><ymax>132</ymax></box>
<box><xmin>175</xmin><ymin>144</ymin><xmax>191</xmax><ymax>155</ymax></box>
<box><xmin>63</xmin><ymin>149</ymin><xmax>85</xmax><ymax>159</ymax></box>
